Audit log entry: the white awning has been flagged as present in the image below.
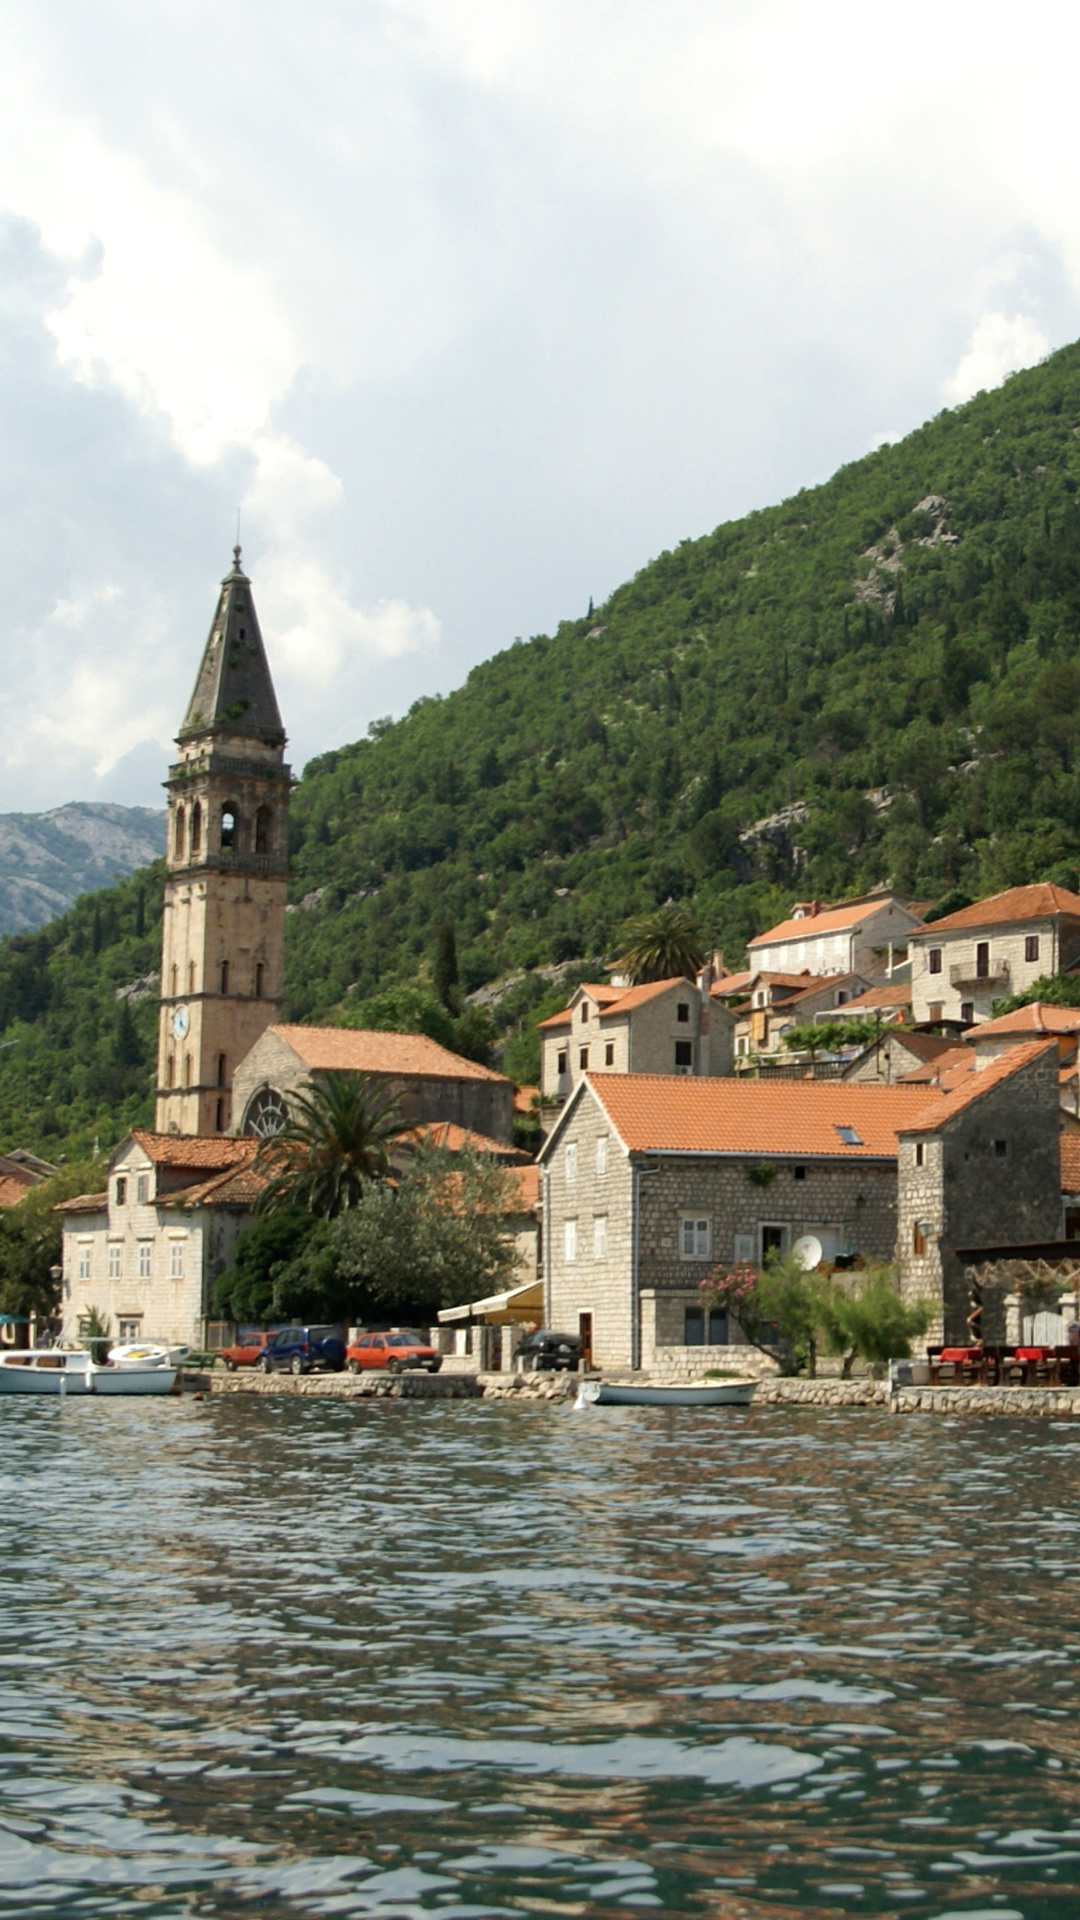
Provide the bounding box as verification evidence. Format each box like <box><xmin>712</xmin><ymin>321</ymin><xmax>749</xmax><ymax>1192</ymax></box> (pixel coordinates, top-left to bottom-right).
<box><xmin>438</xmin><ymin>1279</ymin><xmax>544</xmax><ymax>1325</ymax></box>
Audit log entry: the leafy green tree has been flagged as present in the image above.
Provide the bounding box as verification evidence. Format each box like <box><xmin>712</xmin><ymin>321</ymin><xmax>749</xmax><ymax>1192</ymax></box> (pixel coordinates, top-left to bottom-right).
<box><xmin>211</xmin><ymin>1205</ymin><xmax>322</xmax><ymax>1323</ymax></box>
<box><xmin>340</xmin><ymin>983</ymin><xmax>457</xmax><ymax>1049</ymax></box>
<box><xmin>433</xmin><ymin>922</ymin><xmax>460</xmax><ymax>1012</ymax></box>
<box><xmin>257</xmin><ymin>1071</ymin><xmax>402</xmax><ymax>1218</ymax></box>
<box><xmin>332</xmin><ymin>1143</ymin><xmax>519</xmax><ymax>1321</ymax></box>
<box><xmin>613</xmin><ymin>902</ymin><xmax>705</xmax><ymax>984</ymax></box>
<box><xmin>818</xmin><ymin>1267</ymin><xmax>932</xmax><ymax>1374</ymax></box>
<box><xmin>702</xmin><ymin>1252</ymin><xmax>831</xmax><ymax>1376</ymax></box>
<box><xmin>0</xmin><ymin>1157</ymin><xmax>105</xmax><ymax>1324</ymax></box>
<box><xmin>782</xmin><ymin>1017</ymin><xmax>879</xmax><ymax>1055</ymax></box>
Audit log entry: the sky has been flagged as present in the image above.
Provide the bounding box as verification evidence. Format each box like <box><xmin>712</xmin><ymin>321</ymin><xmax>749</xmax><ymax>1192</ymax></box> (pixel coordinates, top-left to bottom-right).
<box><xmin>3</xmin><ymin>0</ymin><xmax>1080</xmax><ymax>811</ymax></box>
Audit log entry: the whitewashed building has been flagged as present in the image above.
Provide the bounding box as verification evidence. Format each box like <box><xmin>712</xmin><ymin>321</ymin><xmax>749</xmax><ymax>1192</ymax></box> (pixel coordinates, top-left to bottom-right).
<box><xmin>747</xmin><ymin>893</ymin><xmax>921</xmax><ymax>979</ymax></box>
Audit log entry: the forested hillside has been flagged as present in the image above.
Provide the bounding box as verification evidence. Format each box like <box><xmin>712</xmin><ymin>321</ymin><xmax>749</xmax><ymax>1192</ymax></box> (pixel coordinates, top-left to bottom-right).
<box><xmin>7</xmin><ymin>340</ymin><xmax>1080</xmax><ymax>1159</ymax></box>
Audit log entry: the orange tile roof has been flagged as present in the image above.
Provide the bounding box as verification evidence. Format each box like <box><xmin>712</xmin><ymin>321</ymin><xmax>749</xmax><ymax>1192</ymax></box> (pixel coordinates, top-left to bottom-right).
<box><xmin>837</xmin><ymin>981</ymin><xmax>912</xmax><ymax>1012</ymax></box>
<box><xmin>598</xmin><ymin>977</ymin><xmax>691</xmax><ymax>1016</ymax></box>
<box><xmin>897</xmin><ymin>1044</ymin><xmax>978</xmax><ymax>1083</ymax></box>
<box><xmin>711</xmin><ymin>970</ymin><xmax>754</xmax><ymax>998</ymax></box>
<box><xmin>749</xmin><ymin>899</ymin><xmax>914</xmax><ymax>947</ymax></box>
<box><xmin>0</xmin><ymin>1169</ymin><xmax>36</xmax><ymax>1209</ymax></box>
<box><xmin>885</xmin><ymin>1031</ymin><xmax>957</xmax><ymax>1063</ymax></box>
<box><xmin>162</xmin><ymin>1162</ymin><xmax>271</xmax><ymax>1209</ymax></box>
<box><xmin>575</xmin><ymin>1041</ymin><xmax>1055</xmax><ymax>1156</ymax></box>
<box><xmin>537</xmin><ymin>1008</ymin><xmax>574</xmax><ymax>1030</ymax></box>
<box><xmin>272</xmin><ymin>1025</ymin><xmax>509</xmax><ymax>1083</ymax></box>
<box><xmin>509</xmin><ymin>1164</ymin><xmax>541</xmax><ymax>1211</ymax></box>
<box><xmin>514</xmin><ymin>1085</ymin><xmax>540</xmax><ymax>1114</ymax></box>
<box><xmin>394</xmin><ymin>1121</ymin><xmax>525</xmax><ymax>1159</ymax></box>
<box><xmin>1062</xmin><ymin>1136</ymin><xmax>1080</xmax><ymax>1192</ymax></box>
<box><xmin>55</xmin><ymin>1192</ymin><xmax>108</xmax><ymax>1214</ymax></box>
<box><xmin>913</xmin><ymin>883</ymin><xmax>1080</xmax><ymax>936</ymax></box>
<box><xmin>129</xmin><ymin>1131</ymin><xmax>260</xmax><ymax>1170</ymax></box>
<box><xmin>967</xmin><ymin>1002</ymin><xmax>1080</xmax><ymax>1038</ymax></box>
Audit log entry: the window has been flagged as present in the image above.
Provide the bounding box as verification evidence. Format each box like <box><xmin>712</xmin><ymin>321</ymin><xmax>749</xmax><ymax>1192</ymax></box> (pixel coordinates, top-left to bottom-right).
<box><xmin>137</xmin><ymin>1174</ymin><xmax>149</xmax><ymax>1204</ymax></box>
<box><xmin>684</xmin><ymin>1306</ymin><xmax>704</xmax><ymax>1346</ymax></box>
<box><xmin>118</xmin><ymin>1318</ymin><xmax>142</xmax><ymax>1342</ymax></box>
<box><xmin>734</xmin><ymin>1232</ymin><xmax>756</xmax><ymax>1263</ymax></box>
<box><xmin>913</xmin><ymin>1220</ymin><xmax>928</xmax><ymax>1256</ymax></box>
<box><xmin>581</xmin><ymin>1003</ymin><xmax>589</xmax><ymax>1023</ymax></box>
<box><xmin>557</xmin><ymin>1049</ymin><xmax>568</xmax><ymax>1076</ymax></box>
<box><xmin>220</xmin><ymin>804</ymin><xmax>237</xmax><ymax>850</ymax></box>
<box><xmin>138</xmin><ymin>1242</ymin><xmax>152</xmax><ymax>1279</ymax></box>
<box><xmin>604</xmin><ymin>1042</ymin><xmax>615</xmax><ymax>1066</ymax></box>
<box><xmin>928</xmin><ymin>948</ymin><xmax>942</xmax><ymax>975</ymax></box>
<box><xmin>77</xmin><ymin>1243</ymin><xmax>91</xmax><ymax>1280</ymax></box>
<box><xmin>174</xmin><ymin>808</ymin><xmax>185</xmax><ymax>860</ymax></box>
<box><xmin>593</xmin><ymin>1216</ymin><xmax>607</xmax><ymax>1259</ymax></box>
<box><xmin>255</xmin><ymin>963</ymin><xmax>264</xmax><ymax>999</ymax></box>
<box><xmin>215</xmin><ymin>1098</ymin><xmax>225</xmax><ymax>1133</ymax></box>
<box><xmin>115</xmin><ymin>1177</ymin><xmax>127</xmax><ymax>1205</ymax></box>
<box><xmin>793</xmin><ymin>1166</ymin><xmax>806</xmax><ymax>1181</ymax></box>
<box><xmin>243</xmin><ymin>1086</ymin><xmax>289</xmax><ymax>1137</ymax></box>
<box><xmin>190</xmin><ymin>802</ymin><xmax>202</xmax><ymax>856</ymax></box>
<box><xmin>255</xmin><ymin>806</ymin><xmax>272</xmax><ymax>856</ymax></box>
<box><xmin>681</xmin><ymin>1216</ymin><xmax>711</xmax><ymax>1259</ymax></box>
<box><xmin>579</xmin><ymin>1047</ymin><xmax>589</xmax><ymax>1070</ymax></box>
<box><xmin>188</xmin><ymin>960</ymin><xmax>196</xmax><ymax>994</ymax></box>
<box><xmin>184</xmin><ymin>1052</ymin><xmax>192</xmax><ymax>1088</ymax></box>
<box><xmin>677</xmin><ymin>1001</ymin><xmax>690</xmax><ymax>1023</ymax></box>
<box><xmin>707</xmin><ymin>1307</ymin><xmax>728</xmax><ymax>1345</ymax></box>
<box><xmin>169</xmin><ymin>1241</ymin><xmax>185</xmax><ymax>1280</ymax></box>
<box><xmin>108</xmin><ymin>1243</ymin><xmax>121</xmax><ymax>1279</ymax></box>
<box><xmin>994</xmin><ymin>1138</ymin><xmax>1008</xmax><ymax>1158</ymax></box>
<box><xmin>960</xmin><ymin>1000</ymin><xmax>974</xmax><ymax>1024</ymax></box>
<box><xmin>836</xmin><ymin>990</ymin><xmax>848</xmax><ymax>1006</ymax></box>
<box><xmin>166</xmin><ymin>1055</ymin><xmax>175</xmax><ymax>1089</ymax></box>
<box><xmin>217</xmin><ymin>1053</ymin><xmax>227</xmax><ymax>1087</ymax></box>
<box><xmin>171</xmin><ymin>963</ymin><xmax>178</xmax><ymax>997</ymax></box>
<box><xmin>915</xmin><ymin>1142</ymin><xmax>925</xmax><ymax>1167</ymax></box>
<box><xmin>565</xmin><ymin>1143</ymin><xmax>578</xmax><ymax>1181</ymax></box>
<box><xmin>1025</xmin><ymin>934</ymin><xmax>1040</xmax><ymax>963</ymax></box>
<box><xmin>564</xmin><ymin>1218</ymin><xmax>578</xmax><ymax>1262</ymax></box>
<box><xmin>220</xmin><ymin>960</ymin><xmax>229</xmax><ymax>995</ymax></box>
<box><xmin>835</xmin><ymin>1125</ymin><xmax>863</xmax><ymax>1145</ymax></box>
<box><xmin>596</xmin><ymin>1136</ymin><xmax>607</xmax><ymax>1176</ymax></box>
<box><xmin>975</xmin><ymin>941</ymin><xmax>990</xmax><ymax>979</ymax></box>
<box><xmin>674</xmin><ymin>1040</ymin><xmax>693</xmax><ymax>1070</ymax></box>
<box><xmin>927</xmin><ymin>1002</ymin><xmax>943</xmax><ymax>1023</ymax></box>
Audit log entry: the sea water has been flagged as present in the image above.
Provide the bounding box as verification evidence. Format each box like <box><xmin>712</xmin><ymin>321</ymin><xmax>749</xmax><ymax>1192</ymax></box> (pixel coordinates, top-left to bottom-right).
<box><xmin>1</xmin><ymin>1393</ymin><xmax>1079</xmax><ymax>1916</ymax></box>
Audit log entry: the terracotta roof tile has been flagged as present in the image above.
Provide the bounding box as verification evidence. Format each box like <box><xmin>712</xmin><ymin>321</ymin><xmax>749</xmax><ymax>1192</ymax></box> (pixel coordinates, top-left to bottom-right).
<box><xmin>130</xmin><ymin>1131</ymin><xmax>260</xmax><ymax>1170</ymax></box>
<box><xmin>161</xmin><ymin>1162</ymin><xmax>271</xmax><ymax>1208</ymax></box>
<box><xmin>884</xmin><ymin>1031</ymin><xmax>957</xmax><ymax>1063</ymax></box>
<box><xmin>835</xmin><ymin>981</ymin><xmax>912</xmax><ymax>1013</ymax></box>
<box><xmin>750</xmin><ymin>899</ymin><xmax>917</xmax><ymax>947</ymax></box>
<box><xmin>1061</xmin><ymin>1135</ymin><xmax>1080</xmax><ymax>1193</ymax></box>
<box><xmin>393</xmin><ymin>1121</ymin><xmax>525</xmax><ymax>1159</ymax></box>
<box><xmin>514</xmin><ymin>1085</ymin><xmax>540</xmax><ymax>1114</ymax></box>
<box><xmin>55</xmin><ymin>1192</ymin><xmax>108</xmax><ymax>1214</ymax></box>
<box><xmin>710</xmin><ymin>970</ymin><xmax>754</xmax><ymax>998</ymax></box>
<box><xmin>967</xmin><ymin>1002</ymin><xmax>1080</xmax><ymax>1038</ymax></box>
<box><xmin>896</xmin><ymin>1044</ymin><xmax>973</xmax><ymax>1082</ymax></box>
<box><xmin>598</xmin><ymin>977</ymin><xmax>692</xmax><ymax>1016</ymax></box>
<box><xmin>573</xmin><ymin>1042</ymin><xmax>1054</xmax><ymax>1156</ymax></box>
<box><xmin>272</xmin><ymin>1024</ymin><xmax>509</xmax><ymax>1083</ymax></box>
<box><xmin>912</xmin><ymin>883</ymin><xmax>1080</xmax><ymax>936</ymax></box>
<box><xmin>537</xmin><ymin>1008</ymin><xmax>574</xmax><ymax>1030</ymax></box>
<box><xmin>510</xmin><ymin>1164</ymin><xmax>541</xmax><ymax>1211</ymax></box>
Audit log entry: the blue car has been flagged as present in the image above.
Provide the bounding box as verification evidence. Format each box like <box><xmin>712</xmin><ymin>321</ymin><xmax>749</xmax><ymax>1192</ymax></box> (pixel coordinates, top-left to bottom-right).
<box><xmin>259</xmin><ymin>1325</ymin><xmax>346</xmax><ymax>1375</ymax></box>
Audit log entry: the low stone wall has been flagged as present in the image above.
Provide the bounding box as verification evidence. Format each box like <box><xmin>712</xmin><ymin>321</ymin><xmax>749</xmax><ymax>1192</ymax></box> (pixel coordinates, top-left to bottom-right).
<box><xmin>891</xmin><ymin>1384</ymin><xmax>1080</xmax><ymax>1417</ymax></box>
<box><xmin>755</xmin><ymin>1377</ymin><xmax>887</xmax><ymax>1408</ymax></box>
<box><xmin>205</xmin><ymin>1369</ymin><xmax>482</xmax><ymax>1400</ymax></box>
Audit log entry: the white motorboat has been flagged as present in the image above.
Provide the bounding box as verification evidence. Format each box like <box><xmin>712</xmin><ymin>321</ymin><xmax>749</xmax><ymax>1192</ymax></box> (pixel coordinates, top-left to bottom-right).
<box><xmin>576</xmin><ymin>1378</ymin><xmax>758</xmax><ymax>1409</ymax></box>
<box><xmin>0</xmin><ymin>1350</ymin><xmax>93</xmax><ymax>1394</ymax></box>
<box><xmin>0</xmin><ymin>1348</ymin><xmax>178</xmax><ymax>1396</ymax></box>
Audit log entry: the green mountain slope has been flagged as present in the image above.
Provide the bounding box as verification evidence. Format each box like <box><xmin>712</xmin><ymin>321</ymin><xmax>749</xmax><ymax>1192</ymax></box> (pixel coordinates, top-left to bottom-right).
<box><xmin>7</xmin><ymin>340</ymin><xmax>1080</xmax><ymax>1157</ymax></box>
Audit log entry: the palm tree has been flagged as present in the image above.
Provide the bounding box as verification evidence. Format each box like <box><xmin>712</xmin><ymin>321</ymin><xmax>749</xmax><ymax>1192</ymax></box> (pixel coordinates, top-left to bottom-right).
<box><xmin>256</xmin><ymin>1072</ymin><xmax>403</xmax><ymax>1218</ymax></box>
<box><xmin>612</xmin><ymin>902</ymin><xmax>706</xmax><ymax>984</ymax></box>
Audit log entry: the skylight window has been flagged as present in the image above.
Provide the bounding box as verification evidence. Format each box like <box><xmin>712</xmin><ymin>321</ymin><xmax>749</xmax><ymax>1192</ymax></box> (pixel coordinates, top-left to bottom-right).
<box><xmin>835</xmin><ymin>1125</ymin><xmax>863</xmax><ymax>1145</ymax></box>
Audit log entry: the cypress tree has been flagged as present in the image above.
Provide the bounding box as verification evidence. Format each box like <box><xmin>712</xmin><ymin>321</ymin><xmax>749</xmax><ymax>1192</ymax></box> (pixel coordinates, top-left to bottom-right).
<box><xmin>433</xmin><ymin>922</ymin><xmax>459</xmax><ymax>1012</ymax></box>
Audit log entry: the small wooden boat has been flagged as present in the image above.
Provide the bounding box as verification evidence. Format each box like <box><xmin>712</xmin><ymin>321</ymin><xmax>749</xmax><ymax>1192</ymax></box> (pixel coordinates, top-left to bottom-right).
<box><xmin>0</xmin><ymin>1349</ymin><xmax>178</xmax><ymax>1396</ymax></box>
<box><xmin>576</xmin><ymin>1377</ymin><xmax>757</xmax><ymax>1409</ymax></box>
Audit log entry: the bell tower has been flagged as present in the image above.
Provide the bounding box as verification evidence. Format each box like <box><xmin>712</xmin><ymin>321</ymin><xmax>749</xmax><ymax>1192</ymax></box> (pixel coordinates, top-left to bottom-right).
<box><xmin>155</xmin><ymin>547</ymin><xmax>291</xmax><ymax>1135</ymax></box>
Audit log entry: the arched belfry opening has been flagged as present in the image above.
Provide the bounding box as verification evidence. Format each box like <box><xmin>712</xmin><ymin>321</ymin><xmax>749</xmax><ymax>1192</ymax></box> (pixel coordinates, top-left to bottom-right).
<box><xmin>156</xmin><ymin>544</ymin><xmax>291</xmax><ymax>1136</ymax></box>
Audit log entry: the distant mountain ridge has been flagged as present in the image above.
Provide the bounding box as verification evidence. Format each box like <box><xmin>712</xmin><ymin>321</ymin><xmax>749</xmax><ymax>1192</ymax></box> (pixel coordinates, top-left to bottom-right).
<box><xmin>0</xmin><ymin>804</ymin><xmax>166</xmax><ymax>933</ymax></box>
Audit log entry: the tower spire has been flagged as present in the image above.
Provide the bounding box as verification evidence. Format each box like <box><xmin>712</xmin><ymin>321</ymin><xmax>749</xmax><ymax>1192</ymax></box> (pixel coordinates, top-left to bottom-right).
<box><xmin>179</xmin><ymin>547</ymin><xmax>284</xmax><ymax>747</ymax></box>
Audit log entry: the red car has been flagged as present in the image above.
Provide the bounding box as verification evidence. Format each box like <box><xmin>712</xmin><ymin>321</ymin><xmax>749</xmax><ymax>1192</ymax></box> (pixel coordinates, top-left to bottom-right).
<box><xmin>220</xmin><ymin>1331</ymin><xmax>275</xmax><ymax>1371</ymax></box>
<box><xmin>346</xmin><ymin>1331</ymin><xmax>443</xmax><ymax>1374</ymax></box>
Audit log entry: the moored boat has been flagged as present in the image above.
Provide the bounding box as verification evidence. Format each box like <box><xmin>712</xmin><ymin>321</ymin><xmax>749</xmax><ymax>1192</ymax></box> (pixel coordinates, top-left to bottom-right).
<box><xmin>0</xmin><ymin>1349</ymin><xmax>178</xmax><ymax>1395</ymax></box>
<box><xmin>0</xmin><ymin>1350</ymin><xmax>93</xmax><ymax>1394</ymax></box>
<box><xmin>576</xmin><ymin>1378</ymin><xmax>757</xmax><ymax>1409</ymax></box>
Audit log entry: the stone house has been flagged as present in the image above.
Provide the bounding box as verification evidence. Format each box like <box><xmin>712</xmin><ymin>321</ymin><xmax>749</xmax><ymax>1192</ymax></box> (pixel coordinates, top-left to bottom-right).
<box><xmin>908</xmin><ymin>883</ymin><xmax>1080</xmax><ymax>1026</ymax></box>
<box><xmin>57</xmin><ymin>1132</ymin><xmax>265</xmax><ymax>1350</ymax></box>
<box><xmin>747</xmin><ymin>892</ymin><xmax>922</xmax><ymax>979</ymax></box>
<box><xmin>538</xmin><ymin>1041</ymin><xmax>1061</xmax><ymax>1369</ymax></box>
<box><xmin>895</xmin><ymin>1041</ymin><xmax>1061</xmax><ymax>1341</ymax></box>
<box><xmin>733</xmin><ymin>970</ymin><xmax>873</xmax><ymax>1063</ymax></box>
<box><xmin>538</xmin><ymin>976</ymin><xmax>735</xmax><ymax>1104</ymax></box>
<box><xmin>231</xmin><ymin>1024</ymin><xmax>515</xmax><ymax>1143</ymax></box>
<box><xmin>843</xmin><ymin>1029</ymin><xmax>958</xmax><ymax>1084</ymax></box>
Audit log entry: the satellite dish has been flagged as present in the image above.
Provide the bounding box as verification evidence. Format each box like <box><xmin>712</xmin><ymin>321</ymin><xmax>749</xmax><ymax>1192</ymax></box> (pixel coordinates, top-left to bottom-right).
<box><xmin>793</xmin><ymin>1234</ymin><xmax>823</xmax><ymax>1271</ymax></box>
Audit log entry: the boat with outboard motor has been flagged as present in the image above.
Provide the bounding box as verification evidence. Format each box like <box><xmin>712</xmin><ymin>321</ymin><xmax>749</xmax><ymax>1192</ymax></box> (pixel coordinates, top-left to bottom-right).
<box><xmin>0</xmin><ymin>1347</ymin><xmax>179</xmax><ymax>1395</ymax></box>
<box><xmin>576</xmin><ymin>1377</ymin><xmax>757</xmax><ymax>1409</ymax></box>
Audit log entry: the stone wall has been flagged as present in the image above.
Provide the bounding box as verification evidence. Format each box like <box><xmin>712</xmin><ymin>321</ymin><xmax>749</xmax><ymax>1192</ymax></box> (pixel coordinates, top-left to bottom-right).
<box><xmin>231</xmin><ymin>1028</ymin><xmax>513</xmax><ymax>1141</ymax></box>
<box><xmin>909</xmin><ymin>914</ymin><xmax>1080</xmax><ymax>1024</ymax></box>
<box><xmin>545</xmin><ymin>1088</ymin><xmax>637</xmax><ymax>1367</ymax></box>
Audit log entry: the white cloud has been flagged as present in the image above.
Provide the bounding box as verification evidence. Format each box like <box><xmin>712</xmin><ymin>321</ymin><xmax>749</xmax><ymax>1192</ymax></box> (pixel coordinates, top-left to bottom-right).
<box><xmin>944</xmin><ymin>312</ymin><xmax>1050</xmax><ymax>405</ymax></box>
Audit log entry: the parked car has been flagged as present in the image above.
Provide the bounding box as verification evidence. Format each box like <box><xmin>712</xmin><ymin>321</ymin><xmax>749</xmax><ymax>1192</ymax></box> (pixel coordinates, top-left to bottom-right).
<box><xmin>347</xmin><ymin>1331</ymin><xmax>443</xmax><ymax>1374</ymax></box>
<box><xmin>220</xmin><ymin>1330</ymin><xmax>276</xmax><ymax>1372</ymax></box>
<box><xmin>259</xmin><ymin>1326</ymin><xmax>346</xmax><ymax>1375</ymax></box>
<box><xmin>516</xmin><ymin>1330</ymin><xmax>583</xmax><ymax>1372</ymax></box>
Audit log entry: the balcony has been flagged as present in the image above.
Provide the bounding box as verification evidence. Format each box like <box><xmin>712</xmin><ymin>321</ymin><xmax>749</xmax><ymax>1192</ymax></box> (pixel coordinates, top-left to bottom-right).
<box><xmin>949</xmin><ymin>959</ymin><xmax>1011</xmax><ymax>991</ymax></box>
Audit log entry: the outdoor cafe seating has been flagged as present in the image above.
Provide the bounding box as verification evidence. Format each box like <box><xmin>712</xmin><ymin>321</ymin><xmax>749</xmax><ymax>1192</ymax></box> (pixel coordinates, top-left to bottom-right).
<box><xmin>927</xmin><ymin>1345</ymin><xmax>1080</xmax><ymax>1388</ymax></box>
